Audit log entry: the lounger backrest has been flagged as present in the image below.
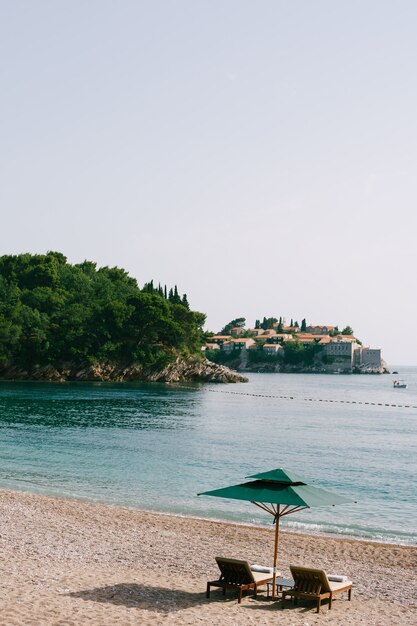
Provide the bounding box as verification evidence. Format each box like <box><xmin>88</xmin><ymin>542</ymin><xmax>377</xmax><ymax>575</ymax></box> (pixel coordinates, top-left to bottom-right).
<box><xmin>215</xmin><ymin>557</ymin><xmax>254</xmax><ymax>585</ymax></box>
<box><xmin>290</xmin><ymin>566</ymin><xmax>331</xmax><ymax>594</ymax></box>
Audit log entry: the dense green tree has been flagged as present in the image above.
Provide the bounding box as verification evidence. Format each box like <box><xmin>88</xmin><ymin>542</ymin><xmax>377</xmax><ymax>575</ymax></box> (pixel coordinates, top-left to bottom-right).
<box><xmin>260</xmin><ymin>317</ymin><xmax>277</xmax><ymax>330</ymax></box>
<box><xmin>221</xmin><ymin>317</ymin><xmax>246</xmax><ymax>334</ymax></box>
<box><xmin>281</xmin><ymin>341</ymin><xmax>322</xmax><ymax>366</ymax></box>
<box><xmin>283</xmin><ymin>341</ymin><xmax>305</xmax><ymax>364</ymax></box>
<box><xmin>0</xmin><ymin>253</ymin><xmax>206</xmax><ymax>370</ymax></box>
<box><xmin>341</xmin><ymin>326</ymin><xmax>353</xmax><ymax>335</ymax></box>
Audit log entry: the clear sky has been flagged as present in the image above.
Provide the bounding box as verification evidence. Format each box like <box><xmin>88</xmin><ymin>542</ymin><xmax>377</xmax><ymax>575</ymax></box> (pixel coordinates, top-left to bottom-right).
<box><xmin>1</xmin><ymin>1</ymin><xmax>416</xmax><ymax>365</ymax></box>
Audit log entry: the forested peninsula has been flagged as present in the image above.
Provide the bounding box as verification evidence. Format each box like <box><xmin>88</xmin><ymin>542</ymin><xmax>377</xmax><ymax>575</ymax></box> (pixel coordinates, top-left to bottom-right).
<box><xmin>0</xmin><ymin>252</ymin><xmax>245</xmax><ymax>383</ymax></box>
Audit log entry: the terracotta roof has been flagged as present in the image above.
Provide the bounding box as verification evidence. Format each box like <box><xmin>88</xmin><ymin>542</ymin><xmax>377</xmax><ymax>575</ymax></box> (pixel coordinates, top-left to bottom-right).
<box><xmin>330</xmin><ymin>336</ymin><xmax>357</xmax><ymax>343</ymax></box>
<box><xmin>231</xmin><ymin>338</ymin><xmax>255</xmax><ymax>343</ymax></box>
<box><xmin>307</xmin><ymin>325</ymin><xmax>336</xmax><ymax>330</ymax></box>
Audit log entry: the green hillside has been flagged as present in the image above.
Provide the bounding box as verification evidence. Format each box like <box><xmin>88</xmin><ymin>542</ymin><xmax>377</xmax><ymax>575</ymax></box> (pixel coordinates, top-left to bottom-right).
<box><xmin>0</xmin><ymin>252</ymin><xmax>206</xmax><ymax>371</ymax></box>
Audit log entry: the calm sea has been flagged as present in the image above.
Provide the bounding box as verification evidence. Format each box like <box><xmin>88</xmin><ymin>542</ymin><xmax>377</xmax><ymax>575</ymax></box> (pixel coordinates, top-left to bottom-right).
<box><xmin>0</xmin><ymin>368</ymin><xmax>416</xmax><ymax>546</ymax></box>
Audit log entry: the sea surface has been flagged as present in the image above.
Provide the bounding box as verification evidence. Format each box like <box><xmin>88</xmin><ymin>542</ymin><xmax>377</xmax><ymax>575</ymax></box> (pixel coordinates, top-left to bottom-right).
<box><xmin>0</xmin><ymin>368</ymin><xmax>416</xmax><ymax>546</ymax></box>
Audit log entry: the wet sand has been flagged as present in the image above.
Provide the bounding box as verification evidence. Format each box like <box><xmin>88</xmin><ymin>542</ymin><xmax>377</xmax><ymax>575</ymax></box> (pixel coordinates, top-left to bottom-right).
<box><xmin>0</xmin><ymin>490</ymin><xmax>415</xmax><ymax>625</ymax></box>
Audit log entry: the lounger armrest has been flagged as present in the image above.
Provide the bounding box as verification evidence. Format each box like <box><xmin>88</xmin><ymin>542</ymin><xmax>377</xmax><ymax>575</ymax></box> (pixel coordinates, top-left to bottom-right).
<box><xmin>251</xmin><ymin>571</ymin><xmax>274</xmax><ymax>584</ymax></box>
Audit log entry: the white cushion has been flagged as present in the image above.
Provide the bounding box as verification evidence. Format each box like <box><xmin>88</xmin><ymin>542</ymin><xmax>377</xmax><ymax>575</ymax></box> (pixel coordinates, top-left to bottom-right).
<box><xmin>251</xmin><ymin>564</ymin><xmax>274</xmax><ymax>574</ymax></box>
<box><xmin>327</xmin><ymin>574</ymin><xmax>349</xmax><ymax>582</ymax></box>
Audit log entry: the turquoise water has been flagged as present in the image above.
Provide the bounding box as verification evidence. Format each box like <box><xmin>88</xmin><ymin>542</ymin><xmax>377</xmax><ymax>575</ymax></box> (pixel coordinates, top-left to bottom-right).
<box><xmin>0</xmin><ymin>369</ymin><xmax>416</xmax><ymax>546</ymax></box>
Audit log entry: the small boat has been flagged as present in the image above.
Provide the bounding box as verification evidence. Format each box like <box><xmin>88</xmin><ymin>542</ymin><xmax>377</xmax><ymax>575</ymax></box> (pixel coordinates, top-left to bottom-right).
<box><xmin>393</xmin><ymin>380</ymin><xmax>407</xmax><ymax>389</ymax></box>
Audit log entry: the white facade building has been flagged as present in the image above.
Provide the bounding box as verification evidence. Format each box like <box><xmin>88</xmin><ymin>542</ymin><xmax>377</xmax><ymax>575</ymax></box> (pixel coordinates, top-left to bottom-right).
<box><xmin>353</xmin><ymin>347</ymin><xmax>382</xmax><ymax>369</ymax></box>
<box><xmin>324</xmin><ymin>339</ymin><xmax>359</xmax><ymax>372</ymax></box>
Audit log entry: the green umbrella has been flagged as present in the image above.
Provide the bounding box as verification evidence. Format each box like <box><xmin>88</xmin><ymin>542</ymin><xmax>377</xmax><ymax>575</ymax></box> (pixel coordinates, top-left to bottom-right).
<box><xmin>198</xmin><ymin>468</ymin><xmax>351</xmax><ymax>599</ymax></box>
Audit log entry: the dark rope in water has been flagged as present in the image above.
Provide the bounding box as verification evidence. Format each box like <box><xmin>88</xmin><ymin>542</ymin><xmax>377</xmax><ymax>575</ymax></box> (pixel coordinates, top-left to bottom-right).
<box><xmin>176</xmin><ymin>385</ymin><xmax>417</xmax><ymax>410</ymax></box>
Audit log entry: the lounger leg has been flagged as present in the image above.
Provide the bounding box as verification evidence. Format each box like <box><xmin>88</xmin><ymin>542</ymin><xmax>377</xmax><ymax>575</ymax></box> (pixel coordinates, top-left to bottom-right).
<box><xmin>316</xmin><ymin>597</ymin><xmax>321</xmax><ymax>613</ymax></box>
<box><xmin>238</xmin><ymin>589</ymin><xmax>243</xmax><ymax>604</ymax></box>
<box><xmin>348</xmin><ymin>588</ymin><xmax>352</xmax><ymax>601</ymax></box>
<box><xmin>206</xmin><ymin>583</ymin><xmax>210</xmax><ymax>599</ymax></box>
<box><xmin>329</xmin><ymin>593</ymin><xmax>333</xmax><ymax>610</ymax></box>
<box><xmin>253</xmin><ymin>584</ymin><xmax>257</xmax><ymax>599</ymax></box>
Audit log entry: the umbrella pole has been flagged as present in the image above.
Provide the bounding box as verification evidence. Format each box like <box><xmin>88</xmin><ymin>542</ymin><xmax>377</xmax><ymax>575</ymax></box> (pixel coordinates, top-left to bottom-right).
<box><xmin>272</xmin><ymin>503</ymin><xmax>280</xmax><ymax>600</ymax></box>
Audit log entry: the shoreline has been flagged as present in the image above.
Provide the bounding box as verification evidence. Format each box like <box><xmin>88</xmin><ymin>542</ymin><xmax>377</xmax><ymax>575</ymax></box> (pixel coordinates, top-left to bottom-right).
<box><xmin>0</xmin><ymin>356</ymin><xmax>248</xmax><ymax>384</ymax></box>
<box><xmin>0</xmin><ymin>489</ymin><xmax>415</xmax><ymax>624</ymax></box>
<box><xmin>121</xmin><ymin>508</ymin><xmax>417</xmax><ymax>549</ymax></box>
<box><xmin>160</xmin><ymin>510</ymin><xmax>417</xmax><ymax>548</ymax></box>
<box><xmin>3</xmin><ymin>485</ymin><xmax>415</xmax><ymax>548</ymax></box>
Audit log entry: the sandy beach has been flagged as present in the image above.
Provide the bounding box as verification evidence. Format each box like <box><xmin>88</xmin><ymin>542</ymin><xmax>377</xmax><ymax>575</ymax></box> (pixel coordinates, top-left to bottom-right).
<box><xmin>0</xmin><ymin>490</ymin><xmax>415</xmax><ymax>625</ymax></box>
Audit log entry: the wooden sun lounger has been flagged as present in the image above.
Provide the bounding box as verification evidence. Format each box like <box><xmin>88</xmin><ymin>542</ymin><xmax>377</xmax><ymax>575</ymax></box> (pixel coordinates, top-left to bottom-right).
<box><xmin>282</xmin><ymin>565</ymin><xmax>352</xmax><ymax>613</ymax></box>
<box><xmin>206</xmin><ymin>557</ymin><xmax>274</xmax><ymax>604</ymax></box>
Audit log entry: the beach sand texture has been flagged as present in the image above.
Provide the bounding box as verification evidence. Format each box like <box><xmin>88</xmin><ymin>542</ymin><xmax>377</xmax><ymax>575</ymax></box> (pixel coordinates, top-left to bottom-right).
<box><xmin>0</xmin><ymin>490</ymin><xmax>415</xmax><ymax>625</ymax></box>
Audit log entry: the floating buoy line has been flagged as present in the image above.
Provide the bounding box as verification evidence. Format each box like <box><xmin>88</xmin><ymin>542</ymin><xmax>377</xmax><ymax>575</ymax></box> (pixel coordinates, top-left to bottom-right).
<box><xmin>177</xmin><ymin>385</ymin><xmax>417</xmax><ymax>410</ymax></box>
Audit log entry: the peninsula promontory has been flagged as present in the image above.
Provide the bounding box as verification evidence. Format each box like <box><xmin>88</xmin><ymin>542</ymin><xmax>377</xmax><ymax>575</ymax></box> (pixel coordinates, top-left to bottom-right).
<box><xmin>0</xmin><ymin>252</ymin><xmax>245</xmax><ymax>383</ymax></box>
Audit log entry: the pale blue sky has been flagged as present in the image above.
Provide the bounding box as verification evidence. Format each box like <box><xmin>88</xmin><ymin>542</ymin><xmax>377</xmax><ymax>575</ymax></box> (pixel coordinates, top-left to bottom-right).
<box><xmin>1</xmin><ymin>1</ymin><xmax>416</xmax><ymax>364</ymax></box>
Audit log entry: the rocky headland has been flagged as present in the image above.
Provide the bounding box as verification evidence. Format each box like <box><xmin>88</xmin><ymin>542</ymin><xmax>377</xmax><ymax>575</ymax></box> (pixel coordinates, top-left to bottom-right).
<box><xmin>0</xmin><ymin>356</ymin><xmax>247</xmax><ymax>384</ymax></box>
